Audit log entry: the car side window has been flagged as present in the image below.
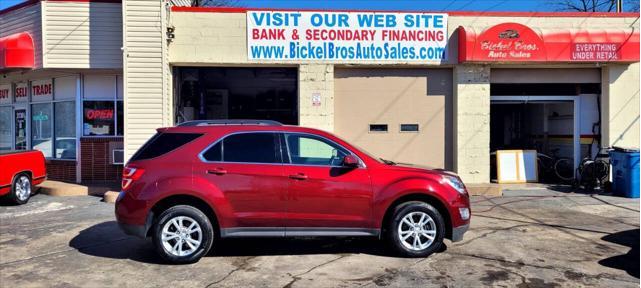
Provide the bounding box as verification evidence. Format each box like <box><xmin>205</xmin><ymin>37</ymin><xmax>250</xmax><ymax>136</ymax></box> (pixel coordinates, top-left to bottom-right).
<box><xmin>202</xmin><ymin>142</ymin><xmax>221</xmax><ymax>161</ymax></box>
<box><xmin>285</xmin><ymin>134</ymin><xmax>349</xmax><ymax>166</ymax></box>
<box><xmin>202</xmin><ymin>133</ymin><xmax>280</xmax><ymax>163</ymax></box>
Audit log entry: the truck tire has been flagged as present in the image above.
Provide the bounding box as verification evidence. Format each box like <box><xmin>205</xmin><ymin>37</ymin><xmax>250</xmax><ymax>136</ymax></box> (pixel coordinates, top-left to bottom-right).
<box><xmin>8</xmin><ymin>173</ymin><xmax>32</xmax><ymax>205</ymax></box>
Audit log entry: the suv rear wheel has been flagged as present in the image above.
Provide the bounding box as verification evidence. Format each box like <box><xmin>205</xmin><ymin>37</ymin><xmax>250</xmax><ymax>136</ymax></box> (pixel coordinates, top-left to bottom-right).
<box><xmin>387</xmin><ymin>201</ymin><xmax>445</xmax><ymax>257</ymax></box>
<box><xmin>152</xmin><ymin>205</ymin><xmax>214</xmax><ymax>264</ymax></box>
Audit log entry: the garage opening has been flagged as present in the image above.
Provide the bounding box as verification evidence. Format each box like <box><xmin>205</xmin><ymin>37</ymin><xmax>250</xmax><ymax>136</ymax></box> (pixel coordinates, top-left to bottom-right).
<box><xmin>490</xmin><ymin>82</ymin><xmax>601</xmax><ymax>183</ymax></box>
<box><xmin>174</xmin><ymin>67</ymin><xmax>298</xmax><ymax>125</ymax></box>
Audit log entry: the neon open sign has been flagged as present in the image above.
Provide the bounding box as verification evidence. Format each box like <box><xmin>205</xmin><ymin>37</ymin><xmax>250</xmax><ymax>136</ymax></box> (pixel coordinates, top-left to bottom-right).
<box><xmin>85</xmin><ymin>109</ymin><xmax>114</xmax><ymax>120</ymax></box>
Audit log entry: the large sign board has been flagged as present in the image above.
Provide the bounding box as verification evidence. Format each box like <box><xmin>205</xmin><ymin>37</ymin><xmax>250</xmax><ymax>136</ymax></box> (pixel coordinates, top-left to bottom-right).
<box><xmin>459</xmin><ymin>22</ymin><xmax>640</xmax><ymax>63</ymax></box>
<box><xmin>247</xmin><ymin>11</ymin><xmax>448</xmax><ymax>62</ymax></box>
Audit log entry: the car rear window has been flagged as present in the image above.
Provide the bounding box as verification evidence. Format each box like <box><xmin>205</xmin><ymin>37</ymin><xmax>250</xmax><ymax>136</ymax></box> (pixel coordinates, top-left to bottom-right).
<box><xmin>130</xmin><ymin>132</ymin><xmax>202</xmax><ymax>161</ymax></box>
<box><xmin>223</xmin><ymin>133</ymin><xmax>280</xmax><ymax>163</ymax></box>
<box><xmin>200</xmin><ymin>132</ymin><xmax>280</xmax><ymax>163</ymax></box>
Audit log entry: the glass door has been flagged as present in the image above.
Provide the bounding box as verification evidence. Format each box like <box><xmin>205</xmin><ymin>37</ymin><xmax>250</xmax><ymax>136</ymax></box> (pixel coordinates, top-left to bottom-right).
<box><xmin>14</xmin><ymin>108</ymin><xmax>27</xmax><ymax>150</ymax></box>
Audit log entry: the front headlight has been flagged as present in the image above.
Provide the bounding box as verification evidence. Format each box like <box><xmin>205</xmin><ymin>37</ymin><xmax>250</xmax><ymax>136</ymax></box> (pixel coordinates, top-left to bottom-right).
<box><xmin>443</xmin><ymin>175</ymin><xmax>467</xmax><ymax>195</ymax></box>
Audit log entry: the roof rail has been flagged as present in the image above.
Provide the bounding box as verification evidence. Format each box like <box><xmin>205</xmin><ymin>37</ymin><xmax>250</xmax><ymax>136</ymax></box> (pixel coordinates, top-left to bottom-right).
<box><xmin>177</xmin><ymin>119</ymin><xmax>283</xmax><ymax>127</ymax></box>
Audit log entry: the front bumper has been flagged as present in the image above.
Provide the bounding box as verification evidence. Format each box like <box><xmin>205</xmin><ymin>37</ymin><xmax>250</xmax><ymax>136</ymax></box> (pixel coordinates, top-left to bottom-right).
<box><xmin>451</xmin><ymin>223</ymin><xmax>469</xmax><ymax>242</ymax></box>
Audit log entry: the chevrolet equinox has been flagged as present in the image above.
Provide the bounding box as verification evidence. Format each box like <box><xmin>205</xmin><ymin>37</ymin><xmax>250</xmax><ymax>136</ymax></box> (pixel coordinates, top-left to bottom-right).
<box><xmin>115</xmin><ymin>120</ymin><xmax>470</xmax><ymax>263</ymax></box>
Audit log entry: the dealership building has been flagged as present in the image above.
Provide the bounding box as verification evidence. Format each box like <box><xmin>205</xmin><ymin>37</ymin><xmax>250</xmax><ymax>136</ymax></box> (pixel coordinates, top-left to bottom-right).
<box><xmin>0</xmin><ymin>0</ymin><xmax>639</xmax><ymax>184</ymax></box>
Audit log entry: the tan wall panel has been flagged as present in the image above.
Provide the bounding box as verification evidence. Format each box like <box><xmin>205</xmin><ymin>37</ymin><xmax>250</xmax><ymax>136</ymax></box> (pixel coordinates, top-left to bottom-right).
<box><xmin>602</xmin><ymin>63</ymin><xmax>640</xmax><ymax>148</ymax></box>
<box><xmin>335</xmin><ymin>68</ymin><xmax>453</xmax><ymax>169</ymax></box>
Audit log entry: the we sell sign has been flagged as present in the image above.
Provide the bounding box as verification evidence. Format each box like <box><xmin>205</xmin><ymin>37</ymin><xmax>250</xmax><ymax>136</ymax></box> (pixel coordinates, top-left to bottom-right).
<box><xmin>247</xmin><ymin>11</ymin><xmax>448</xmax><ymax>62</ymax></box>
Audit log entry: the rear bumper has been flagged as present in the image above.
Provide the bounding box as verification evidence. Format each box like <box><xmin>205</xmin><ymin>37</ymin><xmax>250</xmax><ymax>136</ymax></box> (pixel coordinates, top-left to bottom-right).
<box><xmin>118</xmin><ymin>222</ymin><xmax>147</xmax><ymax>238</ymax></box>
<box><xmin>451</xmin><ymin>223</ymin><xmax>469</xmax><ymax>242</ymax></box>
<box><xmin>115</xmin><ymin>190</ymin><xmax>153</xmax><ymax>239</ymax></box>
<box><xmin>117</xmin><ymin>210</ymin><xmax>154</xmax><ymax>239</ymax></box>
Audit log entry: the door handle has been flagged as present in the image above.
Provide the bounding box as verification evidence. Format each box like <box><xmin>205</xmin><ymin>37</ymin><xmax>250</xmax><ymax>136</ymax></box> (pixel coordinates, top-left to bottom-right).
<box><xmin>207</xmin><ymin>168</ymin><xmax>227</xmax><ymax>175</ymax></box>
<box><xmin>289</xmin><ymin>173</ymin><xmax>308</xmax><ymax>180</ymax></box>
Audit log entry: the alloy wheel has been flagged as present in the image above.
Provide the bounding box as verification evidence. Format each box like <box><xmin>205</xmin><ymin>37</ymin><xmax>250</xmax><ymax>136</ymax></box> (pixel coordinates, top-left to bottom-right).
<box><xmin>15</xmin><ymin>176</ymin><xmax>31</xmax><ymax>201</ymax></box>
<box><xmin>397</xmin><ymin>211</ymin><xmax>437</xmax><ymax>251</ymax></box>
<box><xmin>161</xmin><ymin>216</ymin><xmax>203</xmax><ymax>257</ymax></box>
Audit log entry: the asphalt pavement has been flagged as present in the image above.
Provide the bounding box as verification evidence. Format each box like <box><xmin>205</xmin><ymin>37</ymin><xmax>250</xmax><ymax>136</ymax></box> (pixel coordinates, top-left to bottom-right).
<box><xmin>0</xmin><ymin>188</ymin><xmax>638</xmax><ymax>287</ymax></box>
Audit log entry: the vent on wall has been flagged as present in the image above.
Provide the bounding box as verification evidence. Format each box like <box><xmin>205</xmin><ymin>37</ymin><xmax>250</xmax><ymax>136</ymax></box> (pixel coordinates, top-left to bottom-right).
<box><xmin>400</xmin><ymin>124</ymin><xmax>419</xmax><ymax>132</ymax></box>
<box><xmin>112</xmin><ymin>149</ymin><xmax>124</xmax><ymax>165</ymax></box>
<box><xmin>369</xmin><ymin>124</ymin><xmax>388</xmax><ymax>132</ymax></box>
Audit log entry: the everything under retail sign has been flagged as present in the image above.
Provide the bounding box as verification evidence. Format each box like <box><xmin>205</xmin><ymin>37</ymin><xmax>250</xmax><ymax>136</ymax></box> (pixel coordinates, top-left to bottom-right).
<box><xmin>247</xmin><ymin>11</ymin><xmax>448</xmax><ymax>62</ymax></box>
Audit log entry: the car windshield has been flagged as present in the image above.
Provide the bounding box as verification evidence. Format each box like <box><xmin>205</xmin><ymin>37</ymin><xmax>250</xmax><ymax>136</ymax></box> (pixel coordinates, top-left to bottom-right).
<box><xmin>330</xmin><ymin>135</ymin><xmax>391</xmax><ymax>165</ymax></box>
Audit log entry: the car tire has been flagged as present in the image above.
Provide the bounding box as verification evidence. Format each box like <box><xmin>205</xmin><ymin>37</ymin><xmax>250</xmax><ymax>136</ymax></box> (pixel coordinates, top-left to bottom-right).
<box><xmin>8</xmin><ymin>173</ymin><xmax>31</xmax><ymax>205</ymax></box>
<box><xmin>387</xmin><ymin>201</ymin><xmax>445</xmax><ymax>258</ymax></box>
<box><xmin>152</xmin><ymin>205</ymin><xmax>214</xmax><ymax>264</ymax></box>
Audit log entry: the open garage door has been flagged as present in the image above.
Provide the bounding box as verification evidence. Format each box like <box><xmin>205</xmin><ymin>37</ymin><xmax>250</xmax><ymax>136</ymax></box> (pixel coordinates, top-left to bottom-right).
<box><xmin>174</xmin><ymin>67</ymin><xmax>298</xmax><ymax>125</ymax></box>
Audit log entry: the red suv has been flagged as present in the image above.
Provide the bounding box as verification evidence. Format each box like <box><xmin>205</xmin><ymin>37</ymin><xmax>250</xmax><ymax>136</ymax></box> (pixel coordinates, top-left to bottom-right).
<box><xmin>115</xmin><ymin>120</ymin><xmax>470</xmax><ymax>263</ymax></box>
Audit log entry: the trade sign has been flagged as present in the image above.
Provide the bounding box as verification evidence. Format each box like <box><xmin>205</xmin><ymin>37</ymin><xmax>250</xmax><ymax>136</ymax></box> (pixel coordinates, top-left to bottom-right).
<box><xmin>247</xmin><ymin>11</ymin><xmax>448</xmax><ymax>62</ymax></box>
<box><xmin>31</xmin><ymin>79</ymin><xmax>53</xmax><ymax>101</ymax></box>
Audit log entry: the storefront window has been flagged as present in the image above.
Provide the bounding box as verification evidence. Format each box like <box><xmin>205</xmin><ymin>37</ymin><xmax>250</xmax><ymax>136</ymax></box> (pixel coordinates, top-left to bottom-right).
<box><xmin>31</xmin><ymin>103</ymin><xmax>53</xmax><ymax>158</ymax></box>
<box><xmin>0</xmin><ymin>106</ymin><xmax>11</xmax><ymax>151</ymax></box>
<box><xmin>55</xmin><ymin>101</ymin><xmax>76</xmax><ymax>159</ymax></box>
<box><xmin>83</xmin><ymin>101</ymin><xmax>115</xmax><ymax>136</ymax></box>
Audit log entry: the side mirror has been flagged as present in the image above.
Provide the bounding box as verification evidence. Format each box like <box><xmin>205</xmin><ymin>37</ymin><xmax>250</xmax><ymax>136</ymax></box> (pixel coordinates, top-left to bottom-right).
<box><xmin>342</xmin><ymin>155</ymin><xmax>360</xmax><ymax>168</ymax></box>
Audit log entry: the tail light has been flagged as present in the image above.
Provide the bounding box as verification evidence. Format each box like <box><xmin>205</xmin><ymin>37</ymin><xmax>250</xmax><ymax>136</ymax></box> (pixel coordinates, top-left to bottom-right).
<box><xmin>122</xmin><ymin>166</ymin><xmax>145</xmax><ymax>190</ymax></box>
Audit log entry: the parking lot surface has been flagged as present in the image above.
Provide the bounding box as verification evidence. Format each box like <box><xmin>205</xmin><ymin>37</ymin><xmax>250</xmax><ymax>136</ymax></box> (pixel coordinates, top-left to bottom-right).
<box><xmin>0</xmin><ymin>188</ymin><xmax>638</xmax><ymax>287</ymax></box>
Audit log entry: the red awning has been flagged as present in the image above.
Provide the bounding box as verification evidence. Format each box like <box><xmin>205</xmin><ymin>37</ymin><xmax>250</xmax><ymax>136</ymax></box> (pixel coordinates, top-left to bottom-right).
<box><xmin>459</xmin><ymin>23</ymin><xmax>640</xmax><ymax>63</ymax></box>
<box><xmin>0</xmin><ymin>32</ymin><xmax>35</xmax><ymax>70</ymax></box>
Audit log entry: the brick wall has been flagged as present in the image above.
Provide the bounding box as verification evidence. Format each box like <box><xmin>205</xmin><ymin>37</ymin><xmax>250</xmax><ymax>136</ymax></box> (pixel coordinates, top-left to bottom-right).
<box><xmin>81</xmin><ymin>137</ymin><xmax>123</xmax><ymax>182</ymax></box>
<box><xmin>46</xmin><ymin>160</ymin><xmax>76</xmax><ymax>182</ymax></box>
<box><xmin>298</xmin><ymin>64</ymin><xmax>335</xmax><ymax>132</ymax></box>
<box><xmin>453</xmin><ymin>65</ymin><xmax>491</xmax><ymax>184</ymax></box>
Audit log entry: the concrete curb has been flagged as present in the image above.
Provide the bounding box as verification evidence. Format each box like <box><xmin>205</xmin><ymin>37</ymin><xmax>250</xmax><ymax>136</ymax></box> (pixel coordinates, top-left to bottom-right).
<box><xmin>103</xmin><ymin>191</ymin><xmax>120</xmax><ymax>203</ymax></box>
<box><xmin>467</xmin><ymin>184</ymin><xmax>503</xmax><ymax>197</ymax></box>
<box><xmin>38</xmin><ymin>181</ymin><xmax>89</xmax><ymax>196</ymax></box>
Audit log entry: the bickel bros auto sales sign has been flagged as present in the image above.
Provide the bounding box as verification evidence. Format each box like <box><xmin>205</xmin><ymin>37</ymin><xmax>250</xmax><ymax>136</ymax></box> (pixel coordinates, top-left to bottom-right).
<box><xmin>247</xmin><ymin>11</ymin><xmax>448</xmax><ymax>62</ymax></box>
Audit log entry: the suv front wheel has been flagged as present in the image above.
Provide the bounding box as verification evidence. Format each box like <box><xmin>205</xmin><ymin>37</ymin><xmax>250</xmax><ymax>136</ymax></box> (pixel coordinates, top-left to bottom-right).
<box><xmin>387</xmin><ymin>201</ymin><xmax>445</xmax><ymax>257</ymax></box>
<box><xmin>152</xmin><ymin>205</ymin><xmax>214</xmax><ymax>264</ymax></box>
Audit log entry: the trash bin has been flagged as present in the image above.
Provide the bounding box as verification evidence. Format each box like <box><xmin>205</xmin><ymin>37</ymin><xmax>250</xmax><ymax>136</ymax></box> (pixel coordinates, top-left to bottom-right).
<box><xmin>609</xmin><ymin>147</ymin><xmax>640</xmax><ymax>198</ymax></box>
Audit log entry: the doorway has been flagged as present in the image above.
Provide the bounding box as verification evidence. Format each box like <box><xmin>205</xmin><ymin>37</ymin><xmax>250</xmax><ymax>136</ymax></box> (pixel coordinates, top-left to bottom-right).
<box><xmin>174</xmin><ymin>67</ymin><xmax>298</xmax><ymax>125</ymax></box>
<box><xmin>14</xmin><ymin>107</ymin><xmax>28</xmax><ymax>150</ymax></box>
<box><xmin>490</xmin><ymin>96</ymin><xmax>581</xmax><ymax>183</ymax></box>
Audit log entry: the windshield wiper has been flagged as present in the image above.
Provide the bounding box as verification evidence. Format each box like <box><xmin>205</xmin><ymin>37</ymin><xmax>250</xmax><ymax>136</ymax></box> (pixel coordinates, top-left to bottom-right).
<box><xmin>380</xmin><ymin>158</ymin><xmax>397</xmax><ymax>165</ymax></box>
